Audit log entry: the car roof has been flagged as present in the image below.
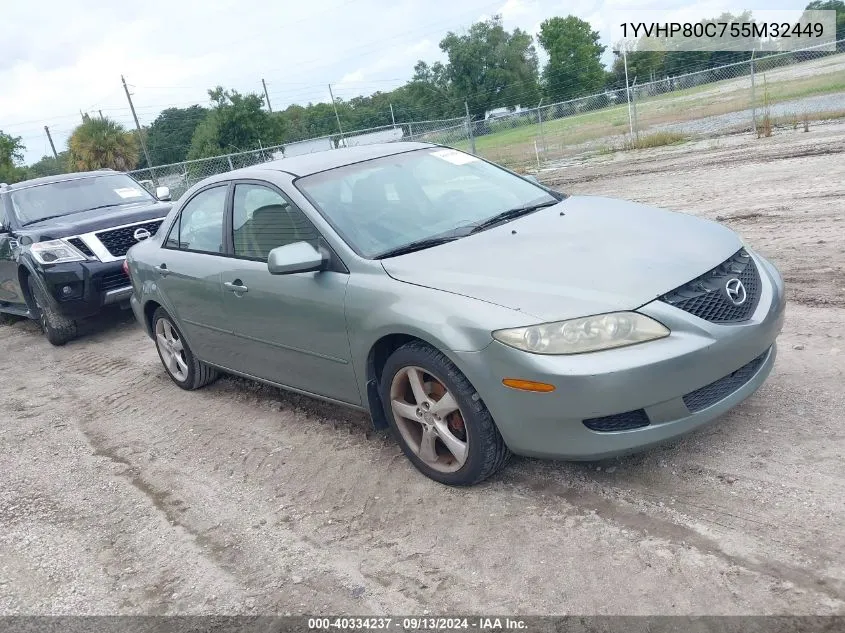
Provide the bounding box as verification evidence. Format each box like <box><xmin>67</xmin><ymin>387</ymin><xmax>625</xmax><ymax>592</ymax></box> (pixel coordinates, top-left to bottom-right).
<box><xmin>244</xmin><ymin>141</ymin><xmax>437</xmax><ymax>178</ymax></box>
<box><xmin>3</xmin><ymin>170</ymin><xmax>121</xmax><ymax>192</ymax></box>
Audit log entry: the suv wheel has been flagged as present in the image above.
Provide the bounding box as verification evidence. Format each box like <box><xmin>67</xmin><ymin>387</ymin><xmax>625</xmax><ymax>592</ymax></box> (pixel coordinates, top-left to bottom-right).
<box><xmin>27</xmin><ymin>276</ymin><xmax>77</xmax><ymax>346</ymax></box>
<box><xmin>379</xmin><ymin>341</ymin><xmax>510</xmax><ymax>486</ymax></box>
<box><xmin>152</xmin><ymin>307</ymin><xmax>218</xmax><ymax>390</ymax></box>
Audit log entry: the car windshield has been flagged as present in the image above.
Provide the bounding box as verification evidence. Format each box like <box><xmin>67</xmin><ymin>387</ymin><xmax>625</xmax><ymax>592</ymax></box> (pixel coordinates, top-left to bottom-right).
<box><xmin>296</xmin><ymin>147</ymin><xmax>559</xmax><ymax>258</ymax></box>
<box><xmin>10</xmin><ymin>174</ymin><xmax>156</xmax><ymax>225</ymax></box>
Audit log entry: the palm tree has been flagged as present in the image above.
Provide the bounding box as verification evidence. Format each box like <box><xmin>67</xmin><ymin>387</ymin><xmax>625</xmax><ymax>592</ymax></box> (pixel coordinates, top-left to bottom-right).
<box><xmin>68</xmin><ymin>116</ymin><xmax>140</xmax><ymax>171</ymax></box>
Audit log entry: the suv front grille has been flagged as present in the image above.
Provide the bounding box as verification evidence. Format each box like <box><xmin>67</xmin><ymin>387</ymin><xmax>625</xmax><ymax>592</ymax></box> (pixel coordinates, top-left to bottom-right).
<box><xmin>683</xmin><ymin>349</ymin><xmax>769</xmax><ymax>413</ymax></box>
<box><xmin>95</xmin><ymin>220</ymin><xmax>164</xmax><ymax>257</ymax></box>
<box><xmin>98</xmin><ymin>270</ymin><xmax>131</xmax><ymax>292</ymax></box>
<box><xmin>583</xmin><ymin>409</ymin><xmax>650</xmax><ymax>432</ymax></box>
<box><xmin>67</xmin><ymin>237</ymin><xmax>94</xmax><ymax>258</ymax></box>
<box><xmin>660</xmin><ymin>249</ymin><xmax>761</xmax><ymax>323</ymax></box>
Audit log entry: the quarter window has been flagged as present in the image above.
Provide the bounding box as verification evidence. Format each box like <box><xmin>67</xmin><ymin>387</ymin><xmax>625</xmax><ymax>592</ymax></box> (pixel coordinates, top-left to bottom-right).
<box><xmin>165</xmin><ymin>186</ymin><xmax>227</xmax><ymax>253</ymax></box>
<box><xmin>232</xmin><ymin>183</ymin><xmax>318</xmax><ymax>260</ymax></box>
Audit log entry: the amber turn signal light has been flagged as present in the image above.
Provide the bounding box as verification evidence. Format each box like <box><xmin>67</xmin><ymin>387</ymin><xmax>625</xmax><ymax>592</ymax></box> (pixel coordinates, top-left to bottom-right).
<box><xmin>502</xmin><ymin>378</ymin><xmax>556</xmax><ymax>393</ymax></box>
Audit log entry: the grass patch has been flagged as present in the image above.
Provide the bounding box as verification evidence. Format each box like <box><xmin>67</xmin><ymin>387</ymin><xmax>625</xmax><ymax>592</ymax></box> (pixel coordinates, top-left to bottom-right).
<box><xmin>623</xmin><ymin>131</ymin><xmax>688</xmax><ymax>150</ymax></box>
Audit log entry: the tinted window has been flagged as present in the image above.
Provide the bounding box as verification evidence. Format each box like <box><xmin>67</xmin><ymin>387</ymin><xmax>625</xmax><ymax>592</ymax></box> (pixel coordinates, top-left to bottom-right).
<box><xmin>296</xmin><ymin>147</ymin><xmax>557</xmax><ymax>258</ymax></box>
<box><xmin>165</xmin><ymin>186</ymin><xmax>227</xmax><ymax>254</ymax></box>
<box><xmin>10</xmin><ymin>174</ymin><xmax>156</xmax><ymax>225</ymax></box>
<box><xmin>232</xmin><ymin>183</ymin><xmax>318</xmax><ymax>260</ymax></box>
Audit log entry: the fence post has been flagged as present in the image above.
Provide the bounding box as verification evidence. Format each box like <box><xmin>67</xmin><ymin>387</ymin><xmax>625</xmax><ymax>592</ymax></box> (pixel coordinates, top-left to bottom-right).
<box><xmin>536</xmin><ymin>98</ymin><xmax>546</xmax><ymax>153</ymax></box>
<box><xmin>750</xmin><ymin>50</ymin><xmax>757</xmax><ymax>134</ymax></box>
<box><xmin>631</xmin><ymin>78</ymin><xmax>640</xmax><ymax>142</ymax></box>
<box><xmin>465</xmin><ymin>101</ymin><xmax>476</xmax><ymax>155</ymax></box>
<box><xmin>227</xmin><ymin>156</ymin><xmax>234</xmax><ymax>170</ymax></box>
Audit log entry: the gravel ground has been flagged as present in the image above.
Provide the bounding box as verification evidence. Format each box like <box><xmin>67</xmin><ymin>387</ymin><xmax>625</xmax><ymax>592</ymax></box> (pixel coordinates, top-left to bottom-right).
<box><xmin>1</xmin><ymin>124</ymin><xmax>844</xmax><ymax>616</ymax></box>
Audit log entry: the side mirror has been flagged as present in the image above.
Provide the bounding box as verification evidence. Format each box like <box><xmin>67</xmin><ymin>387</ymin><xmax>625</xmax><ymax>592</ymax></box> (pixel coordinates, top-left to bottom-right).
<box><xmin>267</xmin><ymin>241</ymin><xmax>326</xmax><ymax>275</ymax></box>
<box><xmin>156</xmin><ymin>186</ymin><xmax>172</xmax><ymax>201</ymax></box>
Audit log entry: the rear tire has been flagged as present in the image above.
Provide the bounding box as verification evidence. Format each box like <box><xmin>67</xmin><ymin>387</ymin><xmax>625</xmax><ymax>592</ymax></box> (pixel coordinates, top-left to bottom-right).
<box><xmin>152</xmin><ymin>307</ymin><xmax>218</xmax><ymax>390</ymax></box>
<box><xmin>379</xmin><ymin>341</ymin><xmax>510</xmax><ymax>486</ymax></box>
<box><xmin>27</xmin><ymin>276</ymin><xmax>77</xmax><ymax>346</ymax></box>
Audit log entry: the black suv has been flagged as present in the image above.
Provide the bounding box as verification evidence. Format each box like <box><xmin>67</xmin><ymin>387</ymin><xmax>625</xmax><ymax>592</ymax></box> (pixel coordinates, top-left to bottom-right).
<box><xmin>0</xmin><ymin>171</ymin><xmax>173</xmax><ymax>345</ymax></box>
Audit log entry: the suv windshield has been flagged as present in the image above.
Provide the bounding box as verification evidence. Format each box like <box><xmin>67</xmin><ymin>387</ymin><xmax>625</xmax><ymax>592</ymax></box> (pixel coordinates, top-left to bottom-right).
<box><xmin>296</xmin><ymin>147</ymin><xmax>559</xmax><ymax>258</ymax></box>
<box><xmin>10</xmin><ymin>174</ymin><xmax>156</xmax><ymax>225</ymax></box>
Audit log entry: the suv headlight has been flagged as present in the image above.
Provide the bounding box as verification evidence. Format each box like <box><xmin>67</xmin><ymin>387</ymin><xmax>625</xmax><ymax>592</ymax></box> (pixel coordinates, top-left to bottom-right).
<box><xmin>492</xmin><ymin>312</ymin><xmax>670</xmax><ymax>355</ymax></box>
<box><xmin>29</xmin><ymin>239</ymin><xmax>87</xmax><ymax>264</ymax></box>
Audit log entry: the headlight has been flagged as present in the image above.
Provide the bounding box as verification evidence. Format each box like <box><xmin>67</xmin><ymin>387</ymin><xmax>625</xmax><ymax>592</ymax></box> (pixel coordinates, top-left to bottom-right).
<box><xmin>29</xmin><ymin>239</ymin><xmax>87</xmax><ymax>264</ymax></box>
<box><xmin>492</xmin><ymin>312</ymin><xmax>670</xmax><ymax>355</ymax></box>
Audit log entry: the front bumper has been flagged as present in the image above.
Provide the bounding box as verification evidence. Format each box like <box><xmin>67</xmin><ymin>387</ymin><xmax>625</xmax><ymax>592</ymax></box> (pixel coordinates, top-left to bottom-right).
<box><xmin>453</xmin><ymin>252</ymin><xmax>786</xmax><ymax>460</ymax></box>
<box><xmin>38</xmin><ymin>259</ymin><xmax>132</xmax><ymax>319</ymax></box>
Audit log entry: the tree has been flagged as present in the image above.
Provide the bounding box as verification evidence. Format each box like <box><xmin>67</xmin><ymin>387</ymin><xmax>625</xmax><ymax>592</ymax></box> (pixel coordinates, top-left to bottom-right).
<box><xmin>0</xmin><ymin>131</ymin><xmax>27</xmax><ymax>184</ymax></box>
<box><xmin>439</xmin><ymin>16</ymin><xmax>540</xmax><ymax>119</ymax></box>
<box><xmin>805</xmin><ymin>1</ymin><xmax>845</xmax><ymax>50</ymax></box>
<box><xmin>538</xmin><ymin>16</ymin><xmax>607</xmax><ymax>101</ymax></box>
<box><xmin>188</xmin><ymin>87</ymin><xmax>278</xmax><ymax>160</ymax></box>
<box><xmin>67</xmin><ymin>116</ymin><xmax>139</xmax><ymax>171</ymax></box>
<box><xmin>27</xmin><ymin>152</ymin><xmax>70</xmax><ymax>179</ymax></box>
<box><xmin>146</xmin><ymin>106</ymin><xmax>208</xmax><ymax>166</ymax></box>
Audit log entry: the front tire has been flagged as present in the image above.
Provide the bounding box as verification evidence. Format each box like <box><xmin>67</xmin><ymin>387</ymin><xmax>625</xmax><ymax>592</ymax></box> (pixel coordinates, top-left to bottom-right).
<box><xmin>152</xmin><ymin>307</ymin><xmax>218</xmax><ymax>390</ymax></box>
<box><xmin>379</xmin><ymin>341</ymin><xmax>510</xmax><ymax>486</ymax></box>
<box><xmin>27</xmin><ymin>276</ymin><xmax>77</xmax><ymax>346</ymax></box>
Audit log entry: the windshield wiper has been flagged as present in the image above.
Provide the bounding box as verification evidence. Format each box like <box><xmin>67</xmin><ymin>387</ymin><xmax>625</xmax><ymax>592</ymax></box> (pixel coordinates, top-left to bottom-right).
<box><xmin>470</xmin><ymin>199</ymin><xmax>558</xmax><ymax>234</ymax></box>
<box><xmin>374</xmin><ymin>236</ymin><xmax>460</xmax><ymax>260</ymax></box>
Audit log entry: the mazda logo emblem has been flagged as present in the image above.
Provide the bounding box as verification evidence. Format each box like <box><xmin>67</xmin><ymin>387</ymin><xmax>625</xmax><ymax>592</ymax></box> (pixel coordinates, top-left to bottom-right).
<box><xmin>725</xmin><ymin>278</ymin><xmax>747</xmax><ymax>306</ymax></box>
<box><xmin>133</xmin><ymin>228</ymin><xmax>151</xmax><ymax>242</ymax></box>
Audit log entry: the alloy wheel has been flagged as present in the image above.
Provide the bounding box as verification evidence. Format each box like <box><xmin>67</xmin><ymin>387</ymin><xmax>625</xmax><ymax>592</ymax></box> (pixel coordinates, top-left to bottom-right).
<box><xmin>389</xmin><ymin>366</ymin><xmax>469</xmax><ymax>473</ymax></box>
<box><xmin>155</xmin><ymin>317</ymin><xmax>189</xmax><ymax>382</ymax></box>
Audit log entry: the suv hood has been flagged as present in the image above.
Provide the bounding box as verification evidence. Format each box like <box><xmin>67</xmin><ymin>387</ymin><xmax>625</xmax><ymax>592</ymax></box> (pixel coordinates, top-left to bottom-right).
<box><xmin>17</xmin><ymin>201</ymin><xmax>172</xmax><ymax>241</ymax></box>
<box><xmin>381</xmin><ymin>195</ymin><xmax>742</xmax><ymax>322</ymax></box>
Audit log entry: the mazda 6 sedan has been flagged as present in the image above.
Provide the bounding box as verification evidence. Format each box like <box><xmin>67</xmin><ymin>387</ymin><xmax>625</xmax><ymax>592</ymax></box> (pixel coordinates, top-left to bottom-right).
<box><xmin>125</xmin><ymin>142</ymin><xmax>785</xmax><ymax>486</ymax></box>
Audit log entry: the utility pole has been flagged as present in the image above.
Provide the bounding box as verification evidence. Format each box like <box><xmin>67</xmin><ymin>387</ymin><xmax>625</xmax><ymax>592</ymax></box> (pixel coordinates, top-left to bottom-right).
<box><xmin>622</xmin><ymin>48</ymin><xmax>634</xmax><ymax>141</ymax></box>
<box><xmin>121</xmin><ymin>74</ymin><xmax>153</xmax><ymax>171</ymax></box>
<box><xmin>98</xmin><ymin>110</ymin><xmax>105</xmax><ymax>120</ymax></box>
<box><xmin>262</xmin><ymin>78</ymin><xmax>273</xmax><ymax>113</ymax></box>
<box><xmin>328</xmin><ymin>83</ymin><xmax>345</xmax><ymax>140</ymax></box>
<box><xmin>44</xmin><ymin>126</ymin><xmax>58</xmax><ymax>159</ymax></box>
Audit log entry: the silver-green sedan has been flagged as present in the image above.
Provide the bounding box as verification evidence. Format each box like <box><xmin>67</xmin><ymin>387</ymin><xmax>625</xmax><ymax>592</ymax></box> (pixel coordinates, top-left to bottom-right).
<box><xmin>126</xmin><ymin>142</ymin><xmax>785</xmax><ymax>486</ymax></box>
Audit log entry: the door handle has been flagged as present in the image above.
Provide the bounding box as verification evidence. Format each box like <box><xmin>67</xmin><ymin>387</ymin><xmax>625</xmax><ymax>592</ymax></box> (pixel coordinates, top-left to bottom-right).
<box><xmin>224</xmin><ymin>280</ymin><xmax>248</xmax><ymax>294</ymax></box>
<box><xmin>155</xmin><ymin>264</ymin><xmax>170</xmax><ymax>277</ymax></box>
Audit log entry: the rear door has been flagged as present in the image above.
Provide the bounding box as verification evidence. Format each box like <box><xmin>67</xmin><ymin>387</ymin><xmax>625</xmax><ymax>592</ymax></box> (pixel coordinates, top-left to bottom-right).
<box><xmin>218</xmin><ymin>180</ymin><xmax>360</xmax><ymax>405</ymax></box>
<box><xmin>154</xmin><ymin>184</ymin><xmax>234</xmax><ymax>365</ymax></box>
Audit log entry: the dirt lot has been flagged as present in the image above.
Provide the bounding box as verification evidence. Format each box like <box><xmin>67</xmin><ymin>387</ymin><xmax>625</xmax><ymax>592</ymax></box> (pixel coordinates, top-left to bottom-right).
<box><xmin>1</xmin><ymin>124</ymin><xmax>844</xmax><ymax>616</ymax></box>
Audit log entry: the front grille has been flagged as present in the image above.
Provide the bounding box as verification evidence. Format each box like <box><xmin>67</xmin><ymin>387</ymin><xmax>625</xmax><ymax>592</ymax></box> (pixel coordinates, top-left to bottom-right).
<box><xmin>683</xmin><ymin>350</ymin><xmax>769</xmax><ymax>413</ymax></box>
<box><xmin>98</xmin><ymin>270</ymin><xmax>130</xmax><ymax>292</ymax></box>
<box><xmin>67</xmin><ymin>237</ymin><xmax>94</xmax><ymax>258</ymax></box>
<box><xmin>583</xmin><ymin>409</ymin><xmax>650</xmax><ymax>432</ymax></box>
<box><xmin>95</xmin><ymin>220</ymin><xmax>164</xmax><ymax>257</ymax></box>
<box><xmin>660</xmin><ymin>249</ymin><xmax>761</xmax><ymax>323</ymax></box>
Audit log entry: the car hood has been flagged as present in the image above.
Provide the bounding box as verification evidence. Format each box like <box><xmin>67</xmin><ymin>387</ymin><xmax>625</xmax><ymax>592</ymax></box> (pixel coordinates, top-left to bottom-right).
<box><xmin>380</xmin><ymin>195</ymin><xmax>742</xmax><ymax>322</ymax></box>
<box><xmin>17</xmin><ymin>201</ymin><xmax>173</xmax><ymax>241</ymax></box>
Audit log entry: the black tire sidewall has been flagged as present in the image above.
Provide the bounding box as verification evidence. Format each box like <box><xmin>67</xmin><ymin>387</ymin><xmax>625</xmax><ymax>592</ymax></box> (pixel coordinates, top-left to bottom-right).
<box><xmin>27</xmin><ymin>276</ymin><xmax>76</xmax><ymax>346</ymax></box>
<box><xmin>379</xmin><ymin>342</ymin><xmax>503</xmax><ymax>486</ymax></box>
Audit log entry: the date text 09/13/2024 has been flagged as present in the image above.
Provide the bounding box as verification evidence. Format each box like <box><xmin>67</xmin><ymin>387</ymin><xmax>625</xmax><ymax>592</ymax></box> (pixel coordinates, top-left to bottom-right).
<box><xmin>308</xmin><ymin>617</ymin><xmax>528</xmax><ymax>630</ymax></box>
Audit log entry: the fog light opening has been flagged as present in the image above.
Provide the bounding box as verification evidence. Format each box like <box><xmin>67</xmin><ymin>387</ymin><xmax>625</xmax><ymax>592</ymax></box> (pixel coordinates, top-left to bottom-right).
<box><xmin>502</xmin><ymin>378</ymin><xmax>556</xmax><ymax>393</ymax></box>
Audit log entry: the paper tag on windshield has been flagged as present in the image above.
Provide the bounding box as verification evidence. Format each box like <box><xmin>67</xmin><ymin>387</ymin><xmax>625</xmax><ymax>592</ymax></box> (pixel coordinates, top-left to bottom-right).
<box><xmin>430</xmin><ymin>149</ymin><xmax>479</xmax><ymax>165</ymax></box>
<box><xmin>114</xmin><ymin>187</ymin><xmax>145</xmax><ymax>199</ymax></box>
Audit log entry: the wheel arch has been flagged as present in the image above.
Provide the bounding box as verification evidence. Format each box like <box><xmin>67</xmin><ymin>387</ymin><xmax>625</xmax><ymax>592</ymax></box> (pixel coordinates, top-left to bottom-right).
<box><xmin>364</xmin><ymin>331</ymin><xmax>466</xmax><ymax>430</ymax></box>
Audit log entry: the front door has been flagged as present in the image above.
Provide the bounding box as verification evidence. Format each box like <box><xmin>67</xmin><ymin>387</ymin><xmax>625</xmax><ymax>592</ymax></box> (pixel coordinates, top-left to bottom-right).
<box><xmin>155</xmin><ymin>184</ymin><xmax>234</xmax><ymax>365</ymax></box>
<box><xmin>219</xmin><ymin>182</ymin><xmax>360</xmax><ymax>405</ymax></box>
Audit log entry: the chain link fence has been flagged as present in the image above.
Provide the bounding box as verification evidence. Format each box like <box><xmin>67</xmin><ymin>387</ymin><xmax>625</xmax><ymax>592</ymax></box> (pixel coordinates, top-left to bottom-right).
<box><xmin>463</xmin><ymin>40</ymin><xmax>845</xmax><ymax>172</ymax></box>
<box><xmin>128</xmin><ymin>117</ymin><xmax>470</xmax><ymax>200</ymax></box>
<box><xmin>129</xmin><ymin>41</ymin><xmax>844</xmax><ymax>193</ymax></box>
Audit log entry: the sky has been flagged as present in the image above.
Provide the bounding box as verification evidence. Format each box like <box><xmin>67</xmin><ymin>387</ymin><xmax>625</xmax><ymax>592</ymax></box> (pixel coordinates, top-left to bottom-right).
<box><xmin>1</xmin><ymin>0</ymin><xmax>804</xmax><ymax>164</ymax></box>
